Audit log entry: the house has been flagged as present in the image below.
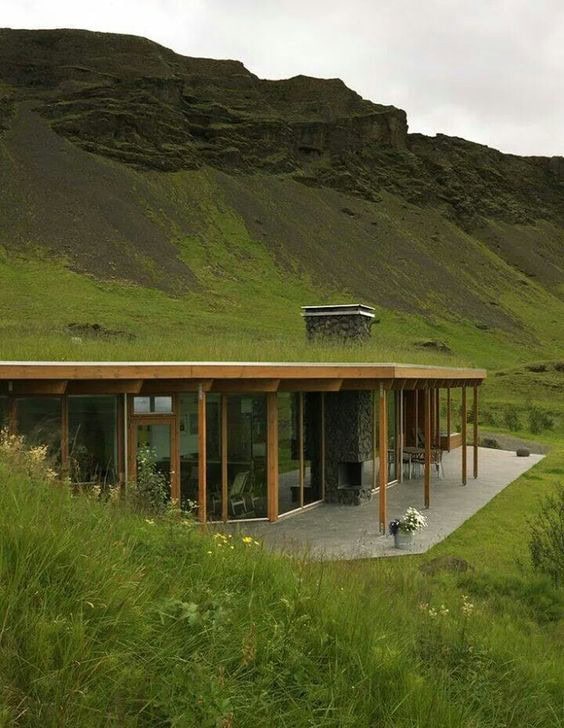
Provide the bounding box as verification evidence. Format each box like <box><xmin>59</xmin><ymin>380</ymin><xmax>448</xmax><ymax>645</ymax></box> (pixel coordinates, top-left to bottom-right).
<box><xmin>0</xmin><ymin>360</ymin><xmax>485</xmax><ymax>531</ymax></box>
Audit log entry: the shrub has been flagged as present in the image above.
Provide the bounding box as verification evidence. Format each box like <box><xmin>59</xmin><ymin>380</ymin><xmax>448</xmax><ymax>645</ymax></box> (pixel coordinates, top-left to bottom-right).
<box><xmin>528</xmin><ymin>486</ymin><xmax>564</xmax><ymax>586</ymax></box>
<box><xmin>131</xmin><ymin>445</ymin><xmax>169</xmax><ymax>514</ymax></box>
<box><xmin>503</xmin><ymin>405</ymin><xmax>521</xmax><ymax>431</ymax></box>
<box><xmin>527</xmin><ymin>405</ymin><xmax>554</xmax><ymax>434</ymax></box>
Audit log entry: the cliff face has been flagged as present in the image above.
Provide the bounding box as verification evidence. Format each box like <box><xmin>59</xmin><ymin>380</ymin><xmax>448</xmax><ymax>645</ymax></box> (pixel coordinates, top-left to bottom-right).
<box><xmin>0</xmin><ymin>28</ymin><xmax>406</xmax><ymax>173</ymax></box>
<box><xmin>1</xmin><ymin>28</ymin><xmax>562</xmax><ymax>230</ymax></box>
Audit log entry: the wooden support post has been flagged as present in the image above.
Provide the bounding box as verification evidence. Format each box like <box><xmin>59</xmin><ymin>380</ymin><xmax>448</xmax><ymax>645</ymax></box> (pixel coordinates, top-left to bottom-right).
<box><xmin>461</xmin><ymin>386</ymin><xmax>467</xmax><ymax>486</ymax></box>
<box><xmin>378</xmin><ymin>385</ymin><xmax>388</xmax><ymax>533</ymax></box>
<box><xmin>399</xmin><ymin>389</ymin><xmax>404</xmax><ymax>484</ymax></box>
<box><xmin>171</xmin><ymin>394</ymin><xmax>180</xmax><ymax>505</ymax></box>
<box><xmin>414</xmin><ymin>389</ymin><xmax>419</xmax><ymax>446</ymax></box>
<box><xmin>372</xmin><ymin>391</ymin><xmax>378</xmax><ymax>493</ymax></box>
<box><xmin>473</xmin><ymin>385</ymin><xmax>479</xmax><ymax>479</ymax></box>
<box><xmin>221</xmin><ymin>395</ymin><xmax>228</xmax><ymax>522</ymax></box>
<box><xmin>116</xmin><ymin>395</ymin><xmax>125</xmax><ymax>489</ymax></box>
<box><xmin>266</xmin><ymin>392</ymin><xmax>279</xmax><ymax>521</ymax></box>
<box><xmin>446</xmin><ymin>388</ymin><xmax>451</xmax><ymax>452</ymax></box>
<box><xmin>298</xmin><ymin>392</ymin><xmax>305</xmax><ymax>508</ymax></box>
<box><xmin>424</xmin><ymin>387</ymin><xmax>431</xmax><ymax>508</ymax></box>
<box><xmin>198</xmin><ymin>384</ymin><xmax>207</xmax><ymax>523</ymax></box>
<box><xmin>435</xmin><ymin>388</ymin><xmax>440</xmax><ymax>447</ymax></box>
<box><xmin>321</xmin><ymin>393</ymin><xmax>326</xmax><ymax>501</ymax></box>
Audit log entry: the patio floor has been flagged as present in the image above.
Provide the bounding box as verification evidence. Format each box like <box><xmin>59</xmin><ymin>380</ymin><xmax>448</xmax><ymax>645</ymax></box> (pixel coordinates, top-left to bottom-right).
<box><xmin>223</xmin><ymin>447</ymin><xmax>544</xmax><ymax>560</ymax></box>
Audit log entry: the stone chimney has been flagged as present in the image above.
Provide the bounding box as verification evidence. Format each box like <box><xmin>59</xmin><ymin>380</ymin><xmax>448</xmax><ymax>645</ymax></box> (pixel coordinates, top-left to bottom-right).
<box><xmin>301</xmin><ymin>304</ymin><xmax>375</xmax><ymax>342</ymax></box>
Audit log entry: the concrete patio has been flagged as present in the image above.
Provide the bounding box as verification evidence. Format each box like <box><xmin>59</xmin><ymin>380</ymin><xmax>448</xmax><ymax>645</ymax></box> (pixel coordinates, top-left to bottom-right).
<box><xmin>226</xmin><ymin>447</ymin><xmax>544</xmax><ymax>560</ymax></box>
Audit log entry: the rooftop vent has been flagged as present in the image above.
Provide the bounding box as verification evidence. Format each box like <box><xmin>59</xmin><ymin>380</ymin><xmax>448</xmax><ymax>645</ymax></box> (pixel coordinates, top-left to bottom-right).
<box><xmin>301</xmin><ymin>304</ymin><xmax>375</xmax><ymax>342</ymax></box>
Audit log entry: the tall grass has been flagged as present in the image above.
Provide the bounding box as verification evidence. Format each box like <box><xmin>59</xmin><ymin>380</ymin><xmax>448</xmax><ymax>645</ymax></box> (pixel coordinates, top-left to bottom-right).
<box><xmin>0</xmin><ymin>445</ymin><xmax>562</xmax><ymax>726</ymax></box>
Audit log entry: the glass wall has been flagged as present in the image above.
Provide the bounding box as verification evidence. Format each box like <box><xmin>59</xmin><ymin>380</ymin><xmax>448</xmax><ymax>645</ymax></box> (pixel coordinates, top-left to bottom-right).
<box><xmin>0</xmin><ymin>397</ymin><xmax>7</xmax><ymax>429</ymax></box>
<box><xmin>16</xmin><ymin>397</ymin><xmax>62</xmax><ymax>463</ymax></box>
<box><xmin>304</xmin><ymin>393</ymin><xmax>322</xmax><ymax>504</ymax></box>
<box><xmin>388</xmin><ymin>391</ymin><xmax>397</xmax><ymax>482</ymax></box>
<box><xmin>278</xmin><ymin>392</ymin><xmax>300</xmax><ymax>514</ymax></box>
<box><xmin>133</xmin><ymin>396</ymin><xmax>172</xmax><ymax>414</ymax></box>
<box><xmin>206</xmin><ymin>394</ymin><xmax>222</xmax><ymax>521</ymax></box>
<box><xmin>227</xmin><ymin>395</ymin><xmax>267</xmax><ymax>519</ymax></box>
<box><xmin>179</xmin><ymin>393</ymin><xmax>199</xmax><ymax>512</ymax></box>
<box><xmin>278</xmin><ymin>392</ymin><xmax>323</xmax><ymax>515</ymax></box>
<box><xmin>68</xmin><ymin>396</ymin><xmax>117</xmax><ymax>484</ymax></box>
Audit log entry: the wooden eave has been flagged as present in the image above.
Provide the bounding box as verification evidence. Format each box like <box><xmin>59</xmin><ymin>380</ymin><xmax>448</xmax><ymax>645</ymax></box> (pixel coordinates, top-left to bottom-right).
<box><xmin>0</xmin><ymin>361</ymin><xmax>486</xmax><ymax>391</ymax></box>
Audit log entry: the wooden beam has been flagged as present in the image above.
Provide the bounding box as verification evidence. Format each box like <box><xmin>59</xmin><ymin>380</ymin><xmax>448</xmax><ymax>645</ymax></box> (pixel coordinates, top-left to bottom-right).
<box><xmin>66</xmin><ymin>380</ymin><xmax>143</xmax><ymax>395</ymax></box>
<box><xmin>378</xmin><ymin>385</ymin><xmax>388</xmax><ymax>533</ymax></box>
<box><xmin>446</xmin><ymin>388</ymin><xmax>451</xmax><ymax>452</ymax></box>
<box><xmin>211</xmin><ymin>379</ymin><xmax>280</xmax><ymax>393</ymax></box>
<box><xmin>473</xmin><ymin>385</ymin><xmax>479</xmax><ymax>479</ymax></box>
<box><xmin>278</xmin><ymin>379</ymin><xmax>343</xmax><ymax>392</ymax></box>
<box><xmin>221</xmin><ymin>395</ymin><xmax>228</xmax><ymax>522</ymax></box>
<box><xmin>198</xmin><ymin>384</ymin><xmax>207</xmax><ymax>523</ymax></box>
<box><xmin>461</xmin><ymin>387</ymin><xmax>467</xmax><ymax>486</ymax></box>
<box><xmin>266</xmin><ymin>392</ymin><xmax>279</xmax><ymax>521</ymax></box>
<box><xmin>11</xmin><ymin>380</ymin><xmax>68</xmax><ymax>395</ymax></box>
<box><xmin>424</xmin><ymin>388</ymin><xmax>431</xmax><ymax>509</ymax></box>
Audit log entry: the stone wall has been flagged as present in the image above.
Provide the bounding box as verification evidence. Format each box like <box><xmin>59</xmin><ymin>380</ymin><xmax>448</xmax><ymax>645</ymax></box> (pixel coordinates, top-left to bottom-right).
<box><xmin>304</xmin><ymin>313</ymin><xmax>373</xmax><ymax>342</ymax></box>
<box><xmin>322</xmin><ymin>391</ymin><xmax>373</xmax><ymax>502</ymax></box>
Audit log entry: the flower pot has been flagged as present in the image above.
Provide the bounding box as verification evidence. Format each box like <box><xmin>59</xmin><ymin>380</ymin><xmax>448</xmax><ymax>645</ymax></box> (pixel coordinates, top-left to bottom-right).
<box><xmin>393</xmin><ymin>531</ymin><xmax>413</xmax><ymax>549</ymax></box>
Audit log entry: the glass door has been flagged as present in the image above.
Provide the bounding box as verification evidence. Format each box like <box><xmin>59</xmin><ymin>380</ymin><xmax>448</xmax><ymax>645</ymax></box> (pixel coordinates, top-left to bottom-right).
<box><xmin>130</xmin><ymin>418</ymin><xmax>178</xmax><ymax>502</ymax></box>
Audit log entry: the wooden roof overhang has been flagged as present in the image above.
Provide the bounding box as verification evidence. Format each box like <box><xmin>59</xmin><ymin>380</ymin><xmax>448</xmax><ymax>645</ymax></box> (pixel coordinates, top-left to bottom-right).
<box><xmin>0</xmin><ymin>362</ymin><xmax>486</xmax><ymax>395</ymax></box>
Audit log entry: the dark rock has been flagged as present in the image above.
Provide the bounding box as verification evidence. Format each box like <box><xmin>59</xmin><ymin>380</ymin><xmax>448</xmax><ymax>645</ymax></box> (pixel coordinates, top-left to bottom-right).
<box><xmin>526</xmin><ymin>363</ymin><xmax>548</xmax><ymax>373</ymax></box>
<box><xmin>415</xmin><ymin>339</ymin><xmax>451</xmax><ymax>353</ymax></box>
<box><xmin>420</xmin><ymin>556</ymin><xmax>474</xmax><ymax>576</ymax></box>
<box><xmin>66</xmin><ymin>322</ymin><xmax>135</xmax><ymax>340</ymax></box>
<box><xmin>481</xmin><ymin>437</ymin><xmax>500</xmax><ymax>449</ymax></box>
<box><xmin>516</xmin><ymin>448</ymin><xmax>530</xmax><ymax>457</ymax></box>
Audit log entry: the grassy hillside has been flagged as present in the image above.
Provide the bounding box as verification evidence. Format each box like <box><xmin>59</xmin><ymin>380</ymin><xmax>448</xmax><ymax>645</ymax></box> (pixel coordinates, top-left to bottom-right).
<box><xmin>0</xmin><ymin>433</ymin><xmax>562</xmax><ymax>726</ymax></box>
<box><xmin>0</xmin><ymin>28</ymin><xmax>562</xmax><ymax>428</ymax></box>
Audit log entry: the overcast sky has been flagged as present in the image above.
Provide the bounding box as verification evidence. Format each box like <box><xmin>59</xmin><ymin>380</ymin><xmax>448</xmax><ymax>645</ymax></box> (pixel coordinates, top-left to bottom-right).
<box><xmin>2</xmin><ymin>0</ymin><xmax>563</xmax><ymax>156</ymax></box>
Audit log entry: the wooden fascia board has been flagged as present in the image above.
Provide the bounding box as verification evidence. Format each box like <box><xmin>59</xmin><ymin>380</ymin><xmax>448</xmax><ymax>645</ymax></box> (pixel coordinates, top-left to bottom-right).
<box><xmin>277</xmin><ymin>379</ymin><xmax>343</xmax><ymax>392</ymax></box>
<box><xmin>140</xmin><ymin>379</ymin><xmax>213</xmax><ymax>394</ymax></box>
<box><xmin>210</xmin><ymin>379</ymin><xmax>281</xmax><ymax>393</ymax></box>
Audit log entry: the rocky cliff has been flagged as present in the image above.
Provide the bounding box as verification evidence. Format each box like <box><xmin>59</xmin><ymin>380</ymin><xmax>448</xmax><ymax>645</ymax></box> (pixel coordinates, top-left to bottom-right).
<box><xmin>2</xmin><ymin>27</ymin><xmax>561</xmax><ymax>230</ymax></box>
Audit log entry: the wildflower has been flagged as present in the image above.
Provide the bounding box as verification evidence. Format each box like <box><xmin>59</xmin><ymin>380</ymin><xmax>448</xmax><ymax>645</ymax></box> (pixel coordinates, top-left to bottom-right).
<box><xmin>419</xmin><ymin>602</ymin><xmax>429</xmax><ymax>611</ymax></box>
<box><xmin>428</xmin><ymin>607</ymin><xmax>437</xmax><ymax>618</ymax></box>
<box><xmin>461</xmin><ymin>594</ymin><xmax>475</xmax><ymax>616</ymax></box>
<box><xmin>207</xmin><ymin>550</ymin><xmax>213</xmax><ymax>555</ymax></box>
<box><xmin>145</xmin><ymin>519</ymin><xmax>155</xmax><ymax>525</ymax></box>
<box><xmin>439</xmin><ymin>604</ymin><xmax>449</xmax><ymax>616</ymax></box>
<box><xmin>242</xmin><ymin>536</ymin><xmax>253</xmax><ymax>545</ymax></box>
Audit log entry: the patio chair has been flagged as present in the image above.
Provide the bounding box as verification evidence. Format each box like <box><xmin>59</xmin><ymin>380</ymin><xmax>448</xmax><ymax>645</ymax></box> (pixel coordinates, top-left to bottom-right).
<box><xmin>229</xmin><ymin>471</ymin><xmax>252</xmax><ymax>517</ymax></box>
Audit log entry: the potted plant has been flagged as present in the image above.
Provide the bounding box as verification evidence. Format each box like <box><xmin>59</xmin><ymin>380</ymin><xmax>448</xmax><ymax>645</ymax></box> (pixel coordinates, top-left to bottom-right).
<box><xmin>389</xmin><ymin>507</ymin><xmax>427</xmax><ymax>549</ymax></box>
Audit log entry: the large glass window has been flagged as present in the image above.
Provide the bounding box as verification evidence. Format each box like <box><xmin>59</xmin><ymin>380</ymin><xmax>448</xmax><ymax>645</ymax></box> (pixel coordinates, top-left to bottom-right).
<box><xmin>16</xmin><ymin>397</ymin><xmax>62</xmax><ymax>463</ymax></box>
<box><xmin>133</xmin><ymin>396</ymin><xmax>172</xmax><ymax>414</ymax></box>
<box><xmin>227</xmin><ymin>395</ymin><xmax>267</xmax><ymax>519</ymax></box>
<box><xmin>0</xmin><ymin>397</ymin><xmax>8</xmax><ymax>429</ymax></box>
<box><xmin>304</xmin><ymin>393</ymin><xmax>322</xmax><ymax>504</ymax></box>
<box><xmin>278</xmin><ymin>393</ymin><xmax>300</xmax><ymax>515</ymax></box>
<box><xmin>68</xmin><ymin>396</ymin><xmax>117</xmax><ymax>484</ymax></box>
<box><xmin>179</xmin><ymin>393</ymin><xmax>199</xmax><ymax>512</ymax></box>
<box><xmin>388</xmin><ymin>391</ymin><xmax>398</xmax><ymax>482</ymax></box>
<box><xmin>206</xmin><ymin>394</ymin><xmax>222</xmax><ymax>521</ymax></box>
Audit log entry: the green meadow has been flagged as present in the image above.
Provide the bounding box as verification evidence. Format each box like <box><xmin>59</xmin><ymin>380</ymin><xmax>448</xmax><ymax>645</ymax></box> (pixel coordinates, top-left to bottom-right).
<box><xmin>0</xmin><ymin>431</ymin><xmax>562</xmax><ymax>726</ymax></box>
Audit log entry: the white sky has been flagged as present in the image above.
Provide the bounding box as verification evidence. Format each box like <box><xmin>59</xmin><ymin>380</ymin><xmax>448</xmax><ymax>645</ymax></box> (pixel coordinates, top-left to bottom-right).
<box><xmin>2</xmin><ymin>0</ymin><xmax>563</xmax><ymax>156</ymax></box>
